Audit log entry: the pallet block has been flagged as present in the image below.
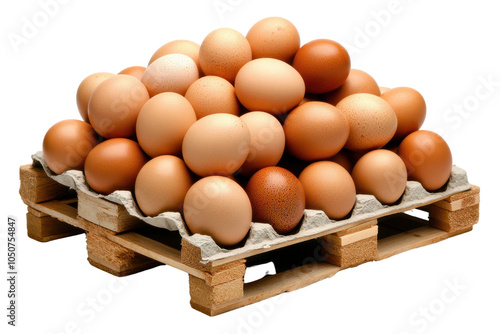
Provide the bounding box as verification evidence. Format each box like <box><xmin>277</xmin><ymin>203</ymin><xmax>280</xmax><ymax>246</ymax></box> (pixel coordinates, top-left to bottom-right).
<box><xmin>19</xmin><ymin>164</ymin><xmax>480</xmax><ymax>316</ymax></box>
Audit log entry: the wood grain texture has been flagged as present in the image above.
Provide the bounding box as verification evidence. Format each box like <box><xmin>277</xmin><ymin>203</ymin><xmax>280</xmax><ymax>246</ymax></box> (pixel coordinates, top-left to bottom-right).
<box><xmin>19</xmin><ymin>164</ymin><xmax>73</xmax><ymax>204</ymax></box>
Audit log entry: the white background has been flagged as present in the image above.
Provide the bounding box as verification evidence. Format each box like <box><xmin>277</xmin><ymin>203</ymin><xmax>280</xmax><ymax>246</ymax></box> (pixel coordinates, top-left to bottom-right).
<box><xmin>1</xmin><ymin>0</ymin><xmax>499</xmax><ymax>333</ymax></box>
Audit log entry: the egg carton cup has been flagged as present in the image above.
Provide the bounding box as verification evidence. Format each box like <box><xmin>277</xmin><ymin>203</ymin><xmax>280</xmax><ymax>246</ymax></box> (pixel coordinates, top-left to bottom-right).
<box><xmin>32</xmin><ymin>151</ymin><xmax>471</xmax><ymax>264</ymax></box>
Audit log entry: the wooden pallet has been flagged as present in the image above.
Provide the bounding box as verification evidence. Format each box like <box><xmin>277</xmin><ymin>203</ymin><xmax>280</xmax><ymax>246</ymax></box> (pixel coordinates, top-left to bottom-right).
<box><xmin>19</xmin><ymin>164</ymin><xmax>480</xmax><ymax>316</ymax></box>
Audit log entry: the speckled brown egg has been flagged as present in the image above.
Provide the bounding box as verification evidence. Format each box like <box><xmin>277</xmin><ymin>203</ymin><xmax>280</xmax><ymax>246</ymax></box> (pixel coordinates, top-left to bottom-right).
<box><xmin>84</xmin><ymin>138</ymin><xmax>148</xmax><ymax>195</ymax></box>
<box><xmin>398</xmin><ymin>130</ymin><xmax>452</xmax><ymax>191</ymax></box>
<box><xmin>88</xmin><ymin>75</ymin><xmax>149</xmax><ymax>139</ymax></box>
<box><xmin>148</xmin><ymin>40</ymin><xmax>202</xmax><ymax>76</ymax></box>
<box><xmin>246</xmin><ymin>166</ymin><xmax>305</xmax><ymax>234</ymax></box>
<box><xmin>43</xmin><ymin>119</ymin><xmax>100</xmax><ymax>174</ymax></box>
<box><xmin>351</xmin><ymin>149</ymin><xmax>407</xmax><ymax>204</ymax></box>
<box><xmin>292</xmin><ymin>39</ymin><xmax>351</xmax><ymax>94</ymax></box>
<box><xmin>135</xmin><ymin>155</ymin><xmax>193</xmax><ymax>216</ymax></box>
<box><xmin>299</xmin><ymin>161</ymin><xmax>356</xmax><ymax>219</ymax></box>
<box><xmin>381</xmin><ymin>87</ymin><xmax>426</xmax><ymax>141</ymax></box>
<box><xmin>184</xmin><ymin>76</ymin><xmax>240</xmax><ymax>119</ymax></box>
<box><xmin>76</xmin><ymin>72</ymin><xmax>115</xmax><ymax>122</ymax></box>
<box><xmin>323</xmin><ymin>69</ymin><xmax>380</xmax><ymax>106</ymax></box>
<box><xmin>183</xmin><ymin>176</ymin><xmax>252</xmax><ymax>247</ymax></box>
<box><xmin>284</xmin><ymin>101</ymin><xmax>349</xmax><ymax>161</ymax></box>
<box><xmin>199</xmin><ymin>28</ymin><xmax>252</xmax><ymax>83</ymax></box>
<box><xmin>118</xmin><ymin>66</ymin><xmax>146</xmax><ymax>80</ymax></box>
<box><xmin>336</xmin><ymin>93</ymin><xmax>397</xmax><ymax>151</ymax></box>
<box><xmin>142</xmin><ymin>54</ymin><xmax>199</xmax><ymax>96</ymax></box>
<box><xmin>246</xmin><ymin>17</ymin><xmax>300</xmax><ymax>63</ymax></box>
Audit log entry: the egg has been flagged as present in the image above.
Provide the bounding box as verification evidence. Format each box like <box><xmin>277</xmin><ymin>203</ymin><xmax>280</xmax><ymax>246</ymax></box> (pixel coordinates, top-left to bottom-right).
<box><xmin>142</xmin><ymin>54</ymin><xmax>199</xmax><ymax>97</ymax></box>
<box><xmin>246</xmin><ymin>166</ymin><xmax>305</xmax><ymax>234</ymax></box>
<box><xmin>351</xmin><ymin>149</ymin><xmax>407</xmax><ymax>204</ymax></box>
<box><xmin>76</xmin><ymin>72</ymin><xmax>115</xmax><ymax>122</ymax></box>
<box><xmin>239</xmin><ymin>111</ymin><xmax>286</xmax><ymax>175</ymax></box>
<box><xmin>199</xmin><ymin>28</ymin><xmax>252</xmax><ymax>83</ymax></box>
<box><xmin>43</xmin><ymin>119</ymin><xmax>100</xmax><ymax>174</ymax></box>
<box><xmin>135</xmin><ymin>155</ymin><xmax>193</xmax><ymax>216</ymax></box>
<box><xmin>299</xmin><ymin>161</ymin><xmax>356</xmax><ymax>219</ymax></box>
<box><xmin>328</xmin><ymin>149</ymin><xmax>354</xmax><ymax>173</ymax></box>
<box><xmin>292</xmin><ymin>39</ymin><xmax>351</xmax><ymax>94</ymax></box>
<box><xmin>283</xmin><ymin>101</ymin><xmax>349</xmax><ymax>161</ymax></box>
<box><xmin>246</xmin><ymin>17</ymin><xmax>300</xmax><ymax>63</ymax></box>
<box><xmin>234</xmin><ymin>58</ymin><xmax>305</xmax><ymax>115</ymax></box>
<box><xmin>136</xmin><ymin>92</ymin><xmax>196</xmax><ymax>157</ymax></box>
<box><xmin>381</xmin><ymin>87</ymin><xmax>426</xmax><ymax>141</ymax></box>
<box><xmin>184</xmin><ymin>76</ymin><xmax>240</xmax><ymax>119</ymax></box>
<box><xmin>88</xmin><ymin>75</ymin><xmax>149</xmax><ymax>139</ymax></box>
<box><xmin>118</xmin><ymin>66</ymin><xmax>146</xmax><ymax>80</ymax></box>
<box><xmin>323</xmin><ymin>69</ymin><xmax>381</xmax><ymax>105</ymax></box>
<box><xmin>183</xmin><ymin>176</ymin><xmax>252</xmax><ymax>247</ymax></box>
<box><xmin>182</xmin><ymin>113</ymin><xmax>250</xmax><ymax>176</ymax></box>
<box><xmin>379</xmin><ymin>86</ymin><xmax>391</xmax><ymax>94</ymax></box>
<box><xmin>148</xmin><ymin>40</ymin><xmax>202</xmax><ymax>76</ymax></box>
<box><xmin>84</xmin><ymin>138</ymin><xmax>148</xmax><ymax>195</ymax></box>
<box><xmin>336</xmin><ymin>93</ymin><xmax>397</xmax><ymax>151</ymax></box>
<box><xmin>397</xmin><ymin>130</ymin><xmax>452</xmax><ymax>191</ymax></box>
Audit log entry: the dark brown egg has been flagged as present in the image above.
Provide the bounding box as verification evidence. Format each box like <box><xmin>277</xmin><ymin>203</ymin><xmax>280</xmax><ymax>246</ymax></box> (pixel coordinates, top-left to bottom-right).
<box><xmin>323</xmin><ymin>69</ymin><xmax>381</xmax><ymax>106</ymax></box>
<box><xmin>398</xmin><ymin>130</ymin><xmax>452</xmax><ymax>191</ymax></box>
<box><xmin>246</xmin><ymin>166</ymin><xmax>305</xmax><ymax>234</ymax></box>
<box><xmin>43</xmin><ymin>119</ymin><xmax>100</xmax><ymax>174</ymax></box>
<box><xmin>84</xmin><ymin>138</ymin><xmax>148</xmax><ymax>195</ymax></box>
<box><xmin>292</xmin><ymin>39</ymin><xmax>351</xmax><ymax>94</ymax></box>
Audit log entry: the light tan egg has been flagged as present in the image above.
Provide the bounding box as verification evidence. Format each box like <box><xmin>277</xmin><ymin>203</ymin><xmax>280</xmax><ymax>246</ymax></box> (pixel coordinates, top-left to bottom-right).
<box><xmin>351</xmin><ymin>149</ymin><xmax>407</xmax><ymax>204</ymax></box>
<box><xmin>136</xmin><ymin>92</ymin><xmax>197</xmax><ymax>157</ymax></box>
<box><xmin>234</xmin><ymin>58</ymin><xmax>305</xmax><ymax>115</ymax></box>
<box><xmin>246</xmin><ymin>17</ymin><xmax>300</xmax><ymax>63</ymax></box>
<box><xmin>182</xmin><ymin>113</ymin><xmax>250</xmax><ymax>176</ymax></box>
<box><xmin>149</xmin><ymin>40</ymin><xmax>202</xmax><ymax>76</ymax></box>
<box><xmin>336</xmin><ymin>93</ymin><xmax>397</xmax><ymax>151</ymax></box>
<box><xmin>183</xmin><ymin>176</ymin><xmax>252</xmax><ymax>247</ymax></box>
<box><xmin>76</xmin><ymin>72</ymin><xmax>115</xmax><ymax>122</ymax></box>
<box><xmin>323</xmin><ymin>69</ymin><xmax>380</xmax><ymax>106</ymax></box>
<box><xmin>239</xmin><ymin>111</ymin><xmax>286</xmax><ymax>175</ymax></box>
<box><xmin>142</xmin><ymin>54</ymin><xmax>199</xmax><ymax>97</ymax></box>
<box><xmin>135</xmin><ymin>155</ymin><xmax>193</xmax><ymax>216</ymax></box>
<box><xmin>299</xmin><ymin>161</ymin><xmax>356</xmax><ymax>219</ymax></box>
<box><xmin>199</xmin><ymin>28</ymin><xmax>252</xmax><ymax>83</ymax></box>
<box><xmin>184</xmin><ymin>76</ymin><xmax>240</xmax><ymax>119</ymax></box>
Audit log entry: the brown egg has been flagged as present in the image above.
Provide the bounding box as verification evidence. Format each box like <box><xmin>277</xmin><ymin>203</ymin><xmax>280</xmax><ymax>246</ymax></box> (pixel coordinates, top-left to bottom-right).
<box><xmin>199</xmin><ymin>28</ymin><xmax>252</xmax><ymax>83</ymax></box>
<box><xmin>88</xmin><ymin>75</ymin><xmax>149</xmax><ymax>139</ymax></box>
<box><xmin>292</xmin><ymin>39</ymin><xmax>351</xmax><ymax>94</ymax></box>
<box><xmin>182</xmin><ymin>114</ymin><xmax>250</xmax><ymax>176</ymax></box>
<box><xmin>235</xmin><ymin>58</ymin><xmax>305</xmax><ymax>115</ymax></box>
<box><xmin>298</xmin><ymin>93</ymin><xmax>321</xmax><ymax>106</ymax></box>
<box><xmin>299</xmin><ymin>161</ymin><xmax>356</xmax><ymax>219</ymax></box>
<box><xmin>379</xmin><ymin>86</ymin><xmax>391</xmax><ymax>94</ymax></box>
<box><xmin>336</xmin><ymin>93</ymin><xmax>397</xmax><ymax>151</ymax></box>
<box><xmin>118</xmin><ymin>66</ymin><xmax>146</xmax><ymax>80</ymax></box>
<box><xmin>246</xmin><ymin>167</ymin><xmax>305</xmax><ymax>234</ymax></box>
<box><xmin>351</xmin><ymin>149</ymin><xmax>407</xmax><ymax>204</ymax></box>
<box><xmin>398</xmin><ymin>130</ymin><xmax>452</xmax><ymax>191</ymax></box>
<box><xmin>381</xmin><ymin>87</ymin><xmax>426</xmax><ymax>140</ymax></box>
<box><xmin>43</xmin><ymin>119</ymin><xmax>100</xmax><ymax>174</ymax></box>
<box><xmin>246</xmin><ymin>17</ymin><xmax>300</xmax><ymax>63</ymax></box>
<box><xmin>327</xmin><ymin>150</ymin><xmax>353</xmax><ymax>173</ymax></box>
<box><xmin>239</xmin><ymin>111</ymin><xmax>286</xmax><ymax>175</ymax></box>
<box><xmin>183</xmin><ymin>176</ymin><xmax>252</xmax><ymax>247</ymax></box>
<box><xmin>76</xmin><ymin>72</ymin><xmax>115</xmax><ymax>122</ymax></box>
<box><xmin>84</xmin><ymin>138</ymin><xmax>148</xmax><ymax>195</ymax></box>
<box><xmin>323</xmin><ymin>69</ymin><xmax>381</xmax><ymax>106</ymax></box>
<box><xmin>135</xmin><ymin>155</ymin><xmax>193</xmax><ymax>216</ymax></box>
<box><xmin>184</xmin><ymin>76</ymin><xmax>240</xmax><ymax>119</ymax></box>
<box><xmin>136</xmin><ymin>92</ymin><xmax>196</xmax><ymax>157</ymax></box>
<box><xmin>284</xmin><ymin>101</ymin><xmax>349</xmax><ymax>161</ymax></box>
<box><xmin>148</xmin><ymin>39</ymin><xmax>202</xmax><ymax>76</ymax></box>
<box><xmin>142</xmin><ymin>54</ymin><xmax>199</xmax><ymax>97</ymax></box>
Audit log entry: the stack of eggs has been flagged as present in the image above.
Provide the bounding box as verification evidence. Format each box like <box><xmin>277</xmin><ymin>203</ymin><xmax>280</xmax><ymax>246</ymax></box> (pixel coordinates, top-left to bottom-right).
<box><xmin>42</xmin><ymin>17</ymin><xmax>453</xmax><ymax>248</ymax></box>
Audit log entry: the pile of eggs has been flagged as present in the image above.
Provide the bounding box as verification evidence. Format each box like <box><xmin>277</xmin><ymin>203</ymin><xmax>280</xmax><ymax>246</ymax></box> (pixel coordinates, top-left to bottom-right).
<box><xmin>42</xmin><ymin>17</ymin><xmax>453</xmax><ymax>248</ymax></box>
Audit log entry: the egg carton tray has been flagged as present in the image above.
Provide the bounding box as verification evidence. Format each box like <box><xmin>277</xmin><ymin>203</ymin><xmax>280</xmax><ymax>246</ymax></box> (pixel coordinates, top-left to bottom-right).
<box><xmin>19</xmin><ymin>154</ymin><xmax>480</xmax><ymax>315</ymax></box>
